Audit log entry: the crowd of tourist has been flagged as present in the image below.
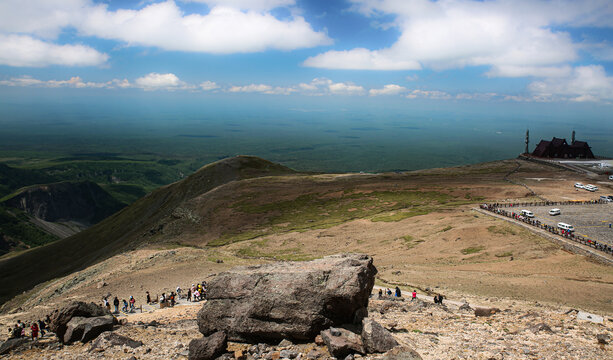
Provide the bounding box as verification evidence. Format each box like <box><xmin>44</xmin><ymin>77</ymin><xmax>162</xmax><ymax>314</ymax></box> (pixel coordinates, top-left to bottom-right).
<box><xmin>7</xmin><ymin>316</ymin><xmax>49</xmax><ymax>341</ymax></box>
<box><xmin>376</xmin><ymin>287</ymin><xmax>444</xmax><ymax>305</ymax></box>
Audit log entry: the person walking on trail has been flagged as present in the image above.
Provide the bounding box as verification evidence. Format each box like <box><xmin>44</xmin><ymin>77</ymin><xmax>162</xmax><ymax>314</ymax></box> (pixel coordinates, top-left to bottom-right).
<box><xmin>113</xmin><ymin>297</ymin><xmax>119</xmax><ymax>314</ymax></box>
<box><xmin>103</xmin><ymin>297</ymin><xmax>110</xmax><ymax>312</ymax></box>
<box><xmin>412</xmin><ymin>290</ymin><xmax>417</xmax><ymax>301</ymax></box>
<box><xmin>395</xmin><ymin>286</ymin><xmax>402</xmax><ymax>297</ymax></box>
<box><xmin>146</xmin><ymin>291</ymin><xmax>151</xmax><ymax>304</ymax></box>
<box><xmin>122</xmin><ymin>299</ymin><xmax>128</xmax><ymax>313</ymax></box>
<box><xmin>38</xmin><ymin>319</ymin><xmax>46</xmax><ymax>337</ymax></box>
<box><xmin>30</xmin><ymin>322</ymin><xmax>39</xmax><ymax>340</ymax></box>
<box><xmin>129</xmin><ymin>296</ymin><xmax>136</xmax><ymax>312</ymax></box>
<box><xmin>187</xmin><ymin>288</ymin><xmax>192</xmax><ymax>302</ymax></box>
<box><xmin>193</xmin><ymin>289</ymin><xmax>200</xmax><ymax>302</ymax></box>
<box><xmin>378</xmin><ymin>289</ymin><xmax>383</xmax><ymax>299</ymax></box>
<box><xmin>176</xmin><ymin>286</ymin><xmax>182</xmax><ymax>298</ymax></box>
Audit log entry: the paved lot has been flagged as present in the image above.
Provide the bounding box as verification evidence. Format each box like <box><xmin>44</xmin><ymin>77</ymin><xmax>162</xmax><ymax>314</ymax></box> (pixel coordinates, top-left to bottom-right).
<box><xmin>523</xmin><ymin>203</ymin><xmax>613</xmax><ymax>246</ymax></box>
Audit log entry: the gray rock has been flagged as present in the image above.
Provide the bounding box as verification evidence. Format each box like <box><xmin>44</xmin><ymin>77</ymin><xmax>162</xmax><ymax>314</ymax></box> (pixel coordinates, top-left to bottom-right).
<box><xmin>527</xmin><ymin>323</ymin><xmax>553</xmax><ymax>334</ymax></box>
<box><xmin>88</xmin><ymin>331</ymin><xmax>143</xmax><ymax>352</ymax></box>
<box><xmin>474</xmin><ymin>307</ymin><xmax>500</xmax><ymax>317</ymax></box>
<box><xmin>278</xmin><ymin>339</ymin><xmax>293</xmax><ymax>347</ymax></box>
<box><xmin>361</xmin><ymin>318</ymin><xmax>398</xmax><ymax>353</ymax></box>
<box><xmin>48</xmin><ymin>301</ymin><xmax>112</xmax><ymax>343</ymax></box>
<box><xmin>597</xmin><ymin>333</ymin><xmax>610</xmax><ymax>344</ymax></box>
<box><xmin>380</xmin><ymin>346</ymin><xmax>423</xmax><ymax>360</ymax></box>
<box><xmin>0</xmin><ymin>338</ymin><xmax>30</xmax><ymax>355</ymax></box>
<box><xmin>63</xmin><ymin>315</ymin><xmax>115</xmax><ymax>344</ymax></box>
<box><xmin>197</xmin><ymin>254</ymin><xmax>377</xmax><ymax>342</ymax></box>
<box><xmin>189</xmin><ymin>331</ymin><xmax>227</xmax><ymax>360</ymax></box>
<box><xmin>280</xmin><ymin>349</ymin><xmax>298</xmax><ymax>358</ymax></box>
<box><xmin>320</xmin><ymin>327</ymin><xmax>364</xmax><ymax>358</ymax></box>
<box><xmin>458</xmin><ymin>303</ymin><xmax>472</xmax><ymax>311</ymax></box>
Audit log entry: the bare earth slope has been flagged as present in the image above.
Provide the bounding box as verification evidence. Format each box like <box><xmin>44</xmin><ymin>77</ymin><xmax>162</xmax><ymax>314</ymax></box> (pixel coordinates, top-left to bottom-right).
<box><xmin>1</xmin><ymin>157</ymin><xmax>612</xmax><ymax>316</ymax></box>
<box><xmin>0</xmin><ymin>156</ymin><xmax>296</xmax><ymax>306</ymax></box>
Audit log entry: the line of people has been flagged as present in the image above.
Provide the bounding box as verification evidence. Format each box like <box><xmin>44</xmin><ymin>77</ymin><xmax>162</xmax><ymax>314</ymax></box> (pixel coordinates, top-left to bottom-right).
<box><xmin>7</xmin><ymin>317</ymin><xmax>49</xmax><ymax>341</ymax></box>
<box><xmin>377</xmin><ymin>286</ymin><xmax>444</xmax><ymax>305</ymax></box>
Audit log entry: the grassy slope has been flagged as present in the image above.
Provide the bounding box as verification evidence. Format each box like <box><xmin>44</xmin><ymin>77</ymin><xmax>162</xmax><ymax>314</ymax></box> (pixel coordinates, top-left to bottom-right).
<box><xmin>0</xmin><ymin>156</ymin><xmax>296</xmax><ymax>306</ymax></box>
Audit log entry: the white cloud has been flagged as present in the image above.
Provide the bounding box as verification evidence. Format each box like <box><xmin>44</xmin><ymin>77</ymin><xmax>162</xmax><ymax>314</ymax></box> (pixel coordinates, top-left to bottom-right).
<box><xmin>0</xmin><ymin>75</ymin><xmax>129</xmax><ymax>89</ymax></box>
<box><xmin>298</xmin><ymin>78</ymin><xmax>366</xmax><ymax>96</ymax></box>
<box><xmin>304</xmin><ymin>48</ymin><xmax>421</xmax><ymax>70</ymax></box>
<box><xmin>199</xmin><ymin>80</ymin><xmax>219</xmax><ymax>91</ymax></box>
<box><xmin>227</xmin><ymin>83</ymin><xmax>296</xmax><ymax>95</ymax></box>
<box><xmin>305</xmin><ymin>0</ymin><xmax>613</xmax><ymax>76</ymax></box>
<box><xmin>186</xmin><ymin>0</ymin><xmax>295</xmax><ymax>11</ymax></box>
<box><xmin>77</xmin><ymin>1</ymin><xmax>331</xmax><ymax>54</ymax></box>
<box><xmin>527</xmin><ymin>65</ymin><xmax>613</xmax><ymax>102</ymax></box>
<box><xmin>406</xmin><ymin>89</ymin><xmax>452</xmax><ymax>100</ymax></box>
<box><xmin>134</xmin><ymin>72</ymin><xmax>192</xmax><ymax>90</ymax></box>
<box><xmin>0</xmin><ymin>0</ymin><xmax>330</xmax><ymax>68</ymax></box>
<box><xmin>0</xmin><ymin>34</ymin><xmax>108</xmax><ymax>67</ymax></box>
<box><xmin>369</xmin><ymin>84</ymin><xmax>406</xmax><ymax>96</ymax></box>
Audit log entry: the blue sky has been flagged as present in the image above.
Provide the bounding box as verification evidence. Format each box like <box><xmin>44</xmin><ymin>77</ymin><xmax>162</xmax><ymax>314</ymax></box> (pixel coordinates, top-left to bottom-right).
<box><xmin>0</xmin><ymin>0</ymin><xmax>612</xmax><ymax>108</ymax></box>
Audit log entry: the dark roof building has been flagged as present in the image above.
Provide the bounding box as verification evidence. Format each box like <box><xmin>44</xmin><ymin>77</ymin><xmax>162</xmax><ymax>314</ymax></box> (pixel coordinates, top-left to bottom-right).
<box><xmin>531</xmin><ymin>137</ymin><xmax>594</xmax><ymax>159</ymax></box>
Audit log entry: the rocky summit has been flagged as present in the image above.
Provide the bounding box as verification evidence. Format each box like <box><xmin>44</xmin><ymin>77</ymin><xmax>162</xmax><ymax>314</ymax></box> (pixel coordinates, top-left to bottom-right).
<box><xmin>196</xmin><ymin>254</ymin><xmax>377</xmax><ymax>343</ymax></box>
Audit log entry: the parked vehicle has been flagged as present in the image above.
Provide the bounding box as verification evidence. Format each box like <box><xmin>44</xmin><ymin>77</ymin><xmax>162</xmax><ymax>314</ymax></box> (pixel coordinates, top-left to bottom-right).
<box><xmin>585</xmin><ymin>184</ymin><xmax>598</xmax><ymax>192</ymax></box>
<box><xmin>574</xmin><ymin>182</ymin><xmax>584</xmax><ymax>188</ymax></box>
<box><xmin>601</xmin><ymin>196</ymin><xmax>613</xmax><ymax>202</ymax></box>
<box><xmin>609</xmin><ymin>175</ymin><xmax>613</xmax><ymax>180</ymax></box>
<box><xmin>557</xmin><ymin>222</ymin><xmax>575</xmax><ymax>232</ymax></box>
<box><xmin>520</xmin><ymin>210</ymin><xmax>534</xmax><ymax>218</ymax></box>
<box><xmin>549</xmin><ymin>208</ymin><xmax>561</xmax><ymax>215</ymax></box>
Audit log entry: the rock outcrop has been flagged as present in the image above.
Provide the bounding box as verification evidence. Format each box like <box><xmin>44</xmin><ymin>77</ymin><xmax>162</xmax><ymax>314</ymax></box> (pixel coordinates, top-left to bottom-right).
<box><xmin>361</xmin><ymin>318</ymin><xmax>398</xmax><ymax>353</ymax></box>
<box><xmin>195</xmin><ymin>254</ymin><xmax>376</xmax><ymax>342</ymax></box>
<box><xmin>48</xmin><ymin>301</ymin><xmax>113</xmax><ymax>343</ymax></box>
<box><xmin>89</xmin><ymin>331</ymin><xmax>143</xmax><ymax>352</ymax></box>
<box><xmin>0</xmin><ymin>338</ymin><xmax>30</xmax><ymax>355</ymax></box>
<box><xmin>63</xmin><ymin>315</ymin><xmax>115</xmax><ymax>344</ymax></box>
<box><xmin>320</xmin><ymin>327</ymin><xmax>364</xmax><ymax>358</ymax></box>
<box><xmin>381</xmin><ymin>346</ymin><xmax>423</xmax><ymax>360</ymax></box>
<box><xmin>188</xmin><ymin>331</ymin><xmax>227</xmax><ymax>360</ymax></box>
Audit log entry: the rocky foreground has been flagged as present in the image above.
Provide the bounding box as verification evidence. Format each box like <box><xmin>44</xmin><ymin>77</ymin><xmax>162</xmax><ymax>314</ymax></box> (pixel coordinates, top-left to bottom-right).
<box><xmin>1</xmin><ymin>254</ymin><xmax>611</xmax><ymax>359</ymax></box>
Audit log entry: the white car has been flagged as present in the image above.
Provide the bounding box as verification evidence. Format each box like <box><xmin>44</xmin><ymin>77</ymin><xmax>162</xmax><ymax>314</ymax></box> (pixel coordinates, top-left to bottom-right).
<box><xmin>557</xmin><ymin>222</ymin><xmax>575</xmax><ymax>232</ymax></box>
<box><xmin>574</xmin><ymin>182</ymin><xmax>584</xmax><ymax>189</ymax></box>
<box><xmin>600</xmin><ymin>196</ymin><xmax>612</xmax><ymax>203</ymax></box>
<box><xmin>585</xmin><ymin>184</ymin><xmax>598</xmax><ymax>192</ymax></box>
<box><xmin>609</xmin><ymin>175</ymin><xmax>613</xmax><ymax>180</ymax></box>
<box><xmin>549</xmin><ymin>208</ymin><xmax>561</xmax><ymax>216</ymax></box>
<box><xmin>520</xmin><ymin>210</ymin><xmax>534</xmax><ymax>218</ymax></box>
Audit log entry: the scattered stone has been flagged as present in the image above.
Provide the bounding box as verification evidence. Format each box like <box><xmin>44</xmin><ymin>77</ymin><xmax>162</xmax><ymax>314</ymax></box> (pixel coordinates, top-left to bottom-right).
<box><xmin>528</xmin><ymin>323</ymin><xmax>554</xmax><ymax>334</ymax></box>
<box><xmin>306</xmin><ymin>349</ymin><xmax>325</xmax><ymax>359</ymax></box>
<box><xmin>0</xmin><ymin>338</ymin><xmax>30</xmax><ymax>355</ymax></box>
<box><xmin>63</xmin><ymin>315</ymin><xmax>115</xmax><ymax>344</ymax></box>
<box><xmin>577</xmin><ymin>311</ymin><xmax>604</xmax><ymax>324</ymax></box>
<box><xmin>314</xmin><ymin>335</ymin><xmax>325</xmax><ymax>346</ymax></box>
<box><xmin>48</xmin><ymin>301</ymin><xmax>112</xmax><ymax>343</ymax></box>
<box><xmin>597</xmin><ymin>334</ymin><xmax>610</xmax><ymax>345</ymax></box>
<box><xmin>88</xmin><ymin>331</ymin><xmax>143</xmax><ymax>352</ymax></box>
<box><xmin>278</xmin><ymin>339</ymin><xmax>293</xmax><ymax>347</ymax></box>
<box><xmin>320</xmin><ymin>327</ymin><xmax>364</xmax><ymax>358</ymax></box>
<box><xmin>280</xmin><ymin>349</ymin><xmax>298</xmax><ymax>358</ymax></box>
<box><xmin>196</xmin><ymin>254</ymin><xmax>376</xmax><ymax>342</ymax></box>
<box><xmin>188</xmin><ymin>331</ymin><xmax>227</xmax><ymax>360</ymax></box>
<box><xmin>458</xmin><ymin>303</ymin><xmax>472</xmax><ymax>312</ymax></box>
<box><xmin>380</xmin><ymin>345</ymin><xmax>423</xmax><ymax>360</ymax></box>
<box><xmin>474</xmin><ymin>307</ymin><xmax>500</xmax><ymax>317</ymax></box>
<box><xmin>96</xmin><ymin>281</ymin><xmax>107</xmax><ymax>289</ymax></box>
<box><xmin>361</xmin><ymin>318</ymin><xmax>398</xmax><ymax>353</ymax></box>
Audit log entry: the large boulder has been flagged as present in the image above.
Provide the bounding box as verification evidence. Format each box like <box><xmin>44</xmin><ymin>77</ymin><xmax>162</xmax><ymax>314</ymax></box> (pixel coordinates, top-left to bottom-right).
<box><xmin>89</xmin><ymin>331</ymin><xmax>143</xmax><ymax>352</ymax></box>
<box><xmin>63</xmin><ymin>315</ymin><xmax>115</xmax><ymax>344</ymax></box>
<box><xmin>381</xmin><ymin>346</ymin><xmax>423</xmax><ymax>360</ymax></box>
<box><xmin>196</xmin><ymin>254</ymin><xmax>376</xmax><ymax>342</ymax></box>
<box><xmin>320</xmin><ymin>327</ymin><xmax>364</xmax><ymax>358</ymax></box>
<box><xmin>48</xmin><ymin>301</ymin><xmax>112</xmax><ymax>342</ymax></box>
<box><xmin>361</xmin><ymin>318</ymin><xmax>398</xmax><ymax>353</ymax></box>
<box><xmin>188</xmin><ymin>331</ymin><xmax>227</xmax><ymax>360</ymax></box>
<box><xmin>0</xmin><ymin>338</ymin><xmax>30</xmax><ymax>355</ymax></box>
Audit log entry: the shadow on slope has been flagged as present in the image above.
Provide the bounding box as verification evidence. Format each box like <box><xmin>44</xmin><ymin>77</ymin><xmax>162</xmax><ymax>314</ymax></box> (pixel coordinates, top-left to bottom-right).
<box><xmin>0</xmin><ymin>156</ymin><xmax>295</xmax><ymax>307</ymax></box>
